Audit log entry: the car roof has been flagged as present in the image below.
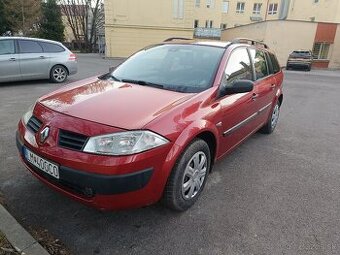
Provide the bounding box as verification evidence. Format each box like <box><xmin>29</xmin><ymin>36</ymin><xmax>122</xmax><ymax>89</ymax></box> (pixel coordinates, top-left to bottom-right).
<box><xmin>0</xmin><ymin>36</ymin><xmax>64</xmax><ymax>46</ymax></box>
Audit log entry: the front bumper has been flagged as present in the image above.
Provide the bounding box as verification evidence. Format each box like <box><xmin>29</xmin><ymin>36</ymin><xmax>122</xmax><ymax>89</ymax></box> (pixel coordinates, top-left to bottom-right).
<box><xmin>16</xmin><ymin>133</ymin><xmax>153</xmax><ymax>197</ymax></box>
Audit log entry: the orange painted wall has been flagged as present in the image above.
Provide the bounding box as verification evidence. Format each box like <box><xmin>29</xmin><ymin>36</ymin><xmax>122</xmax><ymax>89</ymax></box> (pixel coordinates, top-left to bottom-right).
<box><xmin>314</xmin><ymin>23</ymin><xmax>337</xmax><ymax>43</ymax></box>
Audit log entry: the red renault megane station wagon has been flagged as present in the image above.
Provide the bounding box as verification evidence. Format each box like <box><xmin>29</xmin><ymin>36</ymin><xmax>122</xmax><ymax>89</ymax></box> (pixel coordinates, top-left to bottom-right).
<box><xmin>17</xmin><ymin>38</ymin><xmax>283</xmax><ymax>211</ymax></box>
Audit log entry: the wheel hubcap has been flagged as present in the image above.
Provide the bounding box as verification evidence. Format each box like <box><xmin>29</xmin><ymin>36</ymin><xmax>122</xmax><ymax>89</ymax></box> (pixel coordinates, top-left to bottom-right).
<box><xmin>182</xmin><ymin>151</ymin><xmax>207</xmax><ymax>200</ymax></box>
<box><xmin>271</xmin><ymin>104</ymin><xmax>280</xmax><ymax>129</ymax></box>
<box><xmin>53</xmin><ymin>68</ymin><xmax>66</xmax><ymax>82</ymax></box>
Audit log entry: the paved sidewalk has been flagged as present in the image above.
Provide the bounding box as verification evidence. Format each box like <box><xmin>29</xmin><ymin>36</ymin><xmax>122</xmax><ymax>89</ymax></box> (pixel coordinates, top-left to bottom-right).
<box><xmin>0</xmin><ymin>205</ymin><xmax>49</xmax><ymax>255</ymax></box>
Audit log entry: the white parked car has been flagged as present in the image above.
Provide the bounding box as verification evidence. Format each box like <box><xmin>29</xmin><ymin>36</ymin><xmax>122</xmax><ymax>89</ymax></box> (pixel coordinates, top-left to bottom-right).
<box><xmin>0</xmin><ymin>37</ymin><xmax>78</xmax><ymax>83</ymax></box>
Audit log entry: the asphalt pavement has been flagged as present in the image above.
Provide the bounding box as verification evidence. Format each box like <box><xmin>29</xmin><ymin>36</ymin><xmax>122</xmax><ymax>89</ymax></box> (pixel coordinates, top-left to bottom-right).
<box><xmin>0</xmin><ymin>55</ymin><xmax>340</xmax><ymax>255</ymax></box>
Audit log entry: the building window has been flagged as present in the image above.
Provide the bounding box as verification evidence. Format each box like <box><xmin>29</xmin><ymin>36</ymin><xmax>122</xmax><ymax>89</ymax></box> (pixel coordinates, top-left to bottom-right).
<box><xmin>222</xmin><ymin>0</ymin><xmax>229</xmax><ymax>13</ymax></box>
<box><xmin>314</xmin><ymin>0</ymin><xmax>319</xmax><ymax>3</ymax></box>
<box><xmin>268</xmin><ymin>3</ymin><xmax>278</xmax><ymax>15</ymax></box>
<box><xmin>220</xmin><ymin>23</ymin><xmax>227</xmax><ymax>29</ymax></box>
<box><xmin>194</xmin><ymin>20</ymin><xmax>199</xmax><ymax>28</ymax></box>
<box><xmin>206</xmin><ymin>0</ymin><xmax>215</xmax><ymax>8</ymax></box>
<box><xmin>205</xmin><ymin>20</ymin><xmax>213</xmax><ymax>28</ymax></box>
<box><xmin>236</xmin><ymin>2</ymin><xmax>245</xmax><ymax>13</ymax></box>
<box><xmin>253</xmin><ymin>3</ymin><xmax>262</xmax><ymax>15</ymax></box>
<box><xmin>313</xmin><ymin>43</ymin><xmax>330</xmax><ymax>59</ymax></box>
<box><xmin>195</xmin><ymin>0</ymin><xmax>200</xmax><ymax>8</ymax></box>
<box><xmin>173</xmin><ymin>0</ymin><xmax>184</xmax><ymax>19</ymax></box>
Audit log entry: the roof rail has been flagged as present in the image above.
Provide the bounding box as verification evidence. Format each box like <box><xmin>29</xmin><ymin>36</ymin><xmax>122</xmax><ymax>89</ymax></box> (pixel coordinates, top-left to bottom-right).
<box><xmin>231</xmin><ymin>38</ymin><xmax>269</xmax><ymax>49</ymax></box>
<box><xmin>164</xmin><ymin>37</ymin><xmax>193</xmax><ymax>42</ymax></box>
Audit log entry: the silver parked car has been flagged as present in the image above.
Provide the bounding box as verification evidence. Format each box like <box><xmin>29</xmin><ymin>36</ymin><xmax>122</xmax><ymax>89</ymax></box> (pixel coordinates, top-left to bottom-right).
<box><xmin>0</xmin><ymin>37</ymin><xmax>78</xmax><ymax>83</ymax></box>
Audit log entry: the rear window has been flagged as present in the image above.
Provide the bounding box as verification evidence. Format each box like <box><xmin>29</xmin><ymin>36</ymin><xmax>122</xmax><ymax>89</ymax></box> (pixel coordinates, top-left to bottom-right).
<box><xmin>39</xmin><ymin>42</ymin><xmax>65</xmax><ymax>53</ymax></box>
<box><xmin>291</xmin><ymin>51</ymin><xmax>311</xmax><ymax>57</ymax></box>
<box><xmin>18</xmin><ymin>40</ymin><xmax>43</xmax><ymax>53</ymax></box>
<box><xmin>0</xmin><ymin>40</ymin><xmax>15</xmax><ymax>55</ymax></box>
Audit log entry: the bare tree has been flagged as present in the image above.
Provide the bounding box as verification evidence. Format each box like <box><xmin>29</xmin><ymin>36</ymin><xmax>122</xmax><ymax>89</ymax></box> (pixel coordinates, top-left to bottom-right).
<box><xmin>59</xmin><ymin>0</ymin><xmax>104</xmax><ymax>52</ymax></box>
<box><xmin>3</xmin><ymin>0</ymin><xmax>41</xmax><ymax>36</ymax></box>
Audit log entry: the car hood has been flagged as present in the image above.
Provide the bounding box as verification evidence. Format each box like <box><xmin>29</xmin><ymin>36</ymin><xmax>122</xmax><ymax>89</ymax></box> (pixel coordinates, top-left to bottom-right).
<box><xmin>39</xmin><ymin>77</ymin><xmax>194</xmax><ymax>129</ymax></box>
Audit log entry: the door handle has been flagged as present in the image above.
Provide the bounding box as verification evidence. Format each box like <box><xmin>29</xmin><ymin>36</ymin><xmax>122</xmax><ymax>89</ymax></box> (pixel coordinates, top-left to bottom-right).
<box><xmin>270</xmin><ymin>84</ymin><xmax>276</xmax><ymax>89</ymax></box>
<box><xmin>252</xmin><ymin>93</ymin><xmax>258</xmax><ymax>101</ymax></box>
<box><xmin>9</xmin><ymin>58</ymin><xmax>16</xmax><ymax>61</ymax></box>
<box><xmin>39</xmin><ymin>56</ymin><xmax>46</xmax><ymax>59</ymax></box>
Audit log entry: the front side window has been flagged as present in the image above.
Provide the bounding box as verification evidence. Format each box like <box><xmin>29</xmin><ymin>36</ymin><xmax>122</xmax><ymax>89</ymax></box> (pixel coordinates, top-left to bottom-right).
<box><xmin>313</xmin><ymin>43</ymin><xmax>330</xmax><ymax>59</ymax></box>
<box><xmin>268</xmin><ymin>3</ymin><xmax>278</xmax><ymax>15</ymax></box>
<box><xmin>268</xmin><ymin>52</ymin><xmax>280</xmax><ymax>73</ymax></box>
<box><xmin>0</xmin><ymin>40</ymin><xmax>15</xmax><ymax>55</ymax></box>
<box><xmin>18</xmin><ymin>40</ymin><xmax>43</xmax><ymax>53</ymax></box>
<box><xmin>253</xmin><ymin>3</ymin><xmax>262</xmax><ymax>15</ymax></box>
<box><xmin>249</xmin><ymin>49</ymin><xmax>269</xmax><ymax>80</ymax></box>
<box><xmin>111</xmin><ymin>45</ymin><xmax>225</xmax><ymax>93</ymax></box>
<box><xmin>223</xmin><ymin>47</ymin><xmax>252</xmax><ymax>87</ymax></box>
<box><xmin>236</xmin><ymin>2</ymin><xmax>245</xmax><ymax>13</ymax></box>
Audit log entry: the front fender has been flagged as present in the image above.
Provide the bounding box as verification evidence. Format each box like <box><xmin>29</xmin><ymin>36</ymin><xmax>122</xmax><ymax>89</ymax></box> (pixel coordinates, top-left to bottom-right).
<box><xmin>157</xmin><ymin>119</ymin><xmax>220</xmax><ymax>193</ymax></box>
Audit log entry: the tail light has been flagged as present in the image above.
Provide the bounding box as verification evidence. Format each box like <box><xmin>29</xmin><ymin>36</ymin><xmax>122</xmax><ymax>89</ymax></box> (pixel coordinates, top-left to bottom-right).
<box><xmin>69</xmin><ymin>53</ymin><xmax>77</xmax><ymax>61</ymax></box>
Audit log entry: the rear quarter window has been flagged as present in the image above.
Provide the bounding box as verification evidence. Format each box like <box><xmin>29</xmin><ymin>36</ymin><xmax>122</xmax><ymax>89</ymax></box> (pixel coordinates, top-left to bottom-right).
<box><xmin>268</xmin><ymin>52</ymin><xmax>281</xmax><ymax>74</ymax></box>
<box><xmin>39</xmin><ymin>42</ymin><xmax>65</xmax><ymax>53</ymax></box>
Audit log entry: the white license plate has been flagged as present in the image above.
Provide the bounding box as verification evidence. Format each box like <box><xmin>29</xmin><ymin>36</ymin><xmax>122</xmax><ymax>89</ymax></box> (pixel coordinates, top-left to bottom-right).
<box><xmin>24</xmin><ymin>148</ymin><xmax>59</xmax><ymax>179</ymax></box>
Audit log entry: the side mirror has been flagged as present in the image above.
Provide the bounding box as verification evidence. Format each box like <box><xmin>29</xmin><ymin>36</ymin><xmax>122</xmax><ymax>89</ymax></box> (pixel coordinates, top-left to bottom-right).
<box><xmin>220</xmin><ymin>80</ymin><xmax>254</xmax><ymax>96</ymax></box>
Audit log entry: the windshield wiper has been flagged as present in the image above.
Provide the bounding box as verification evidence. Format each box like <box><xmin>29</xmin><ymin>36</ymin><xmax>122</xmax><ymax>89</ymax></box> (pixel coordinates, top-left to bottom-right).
<box><xmin>110</xmin><ymin>74</ymin><xmax>122</xmax><ymax>82</ymax></box>
<box><xmin>121</xmin><ymin>79</ymin><xmax>164</xmax><ymax>89</ymax></box>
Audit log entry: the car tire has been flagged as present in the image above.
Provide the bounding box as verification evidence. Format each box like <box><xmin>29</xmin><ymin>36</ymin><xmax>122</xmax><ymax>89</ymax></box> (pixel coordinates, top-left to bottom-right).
<box><xmin>163</xmin><ymin>138</ymin><xmax>211</xmax><ymax>211</ymax></box>
<box><xmin>307</xmin><ymin>65</ymin><xmax>312</xmax><ymax>71</ymax></box>
<box><xmin>259</xmin><ymin>101</ymin><xmax>281</xmax><ymax>134</ymax></box>
<box><xmin>50</xmin><ymin>65</ymin><xmax>68</xmax><ymax>83</ymax></box>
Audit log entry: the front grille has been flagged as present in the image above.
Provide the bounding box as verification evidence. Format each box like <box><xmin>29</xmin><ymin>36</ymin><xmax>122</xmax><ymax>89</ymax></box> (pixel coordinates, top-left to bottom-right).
<box><xmin>58</xmin><ymin>130</ymin><xmax>88</xmax><ymax>151</ymax></box>
<box><xmin>27</xmin><ymin>116</ymin><xmax>43</xmax><ymax>133</ymax></box>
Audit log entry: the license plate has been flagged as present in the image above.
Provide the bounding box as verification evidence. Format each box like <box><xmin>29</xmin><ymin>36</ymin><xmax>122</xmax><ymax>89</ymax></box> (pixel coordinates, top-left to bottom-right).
<box><xmin>24</xmin><ymin>147</ymin><xmax>59</xmax><ymax>179</ymax></box>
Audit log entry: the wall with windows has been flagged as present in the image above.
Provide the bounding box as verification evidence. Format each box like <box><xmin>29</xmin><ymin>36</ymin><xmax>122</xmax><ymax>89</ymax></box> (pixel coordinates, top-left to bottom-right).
<box><xmin>192</xmin><ymin>0</ymin><xmax>222</xmax><ymax>29</ymax></box>
<box><xmin>287</xmin><ymin>0</ymin><xmax>340</xmax><ymax>23</ymax></box>
<box><xmin>105</xmin><ymin>0</ymin><xmax>194</xmax><ymax>57</ymax></box>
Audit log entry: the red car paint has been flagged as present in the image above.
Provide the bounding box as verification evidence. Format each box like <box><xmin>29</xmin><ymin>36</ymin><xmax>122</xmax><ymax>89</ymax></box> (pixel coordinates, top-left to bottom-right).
<box><xmin>17</xmin><ymin>41</ymin><xmax>283</xmax><ymax>210</ymax></box>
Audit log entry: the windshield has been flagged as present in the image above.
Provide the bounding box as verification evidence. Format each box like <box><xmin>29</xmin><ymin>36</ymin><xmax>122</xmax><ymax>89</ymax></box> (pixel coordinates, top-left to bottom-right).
<box><xmin>110</xmin><ymin>44</ymin><xmax>225</xmax><ymax>93</ymax></box>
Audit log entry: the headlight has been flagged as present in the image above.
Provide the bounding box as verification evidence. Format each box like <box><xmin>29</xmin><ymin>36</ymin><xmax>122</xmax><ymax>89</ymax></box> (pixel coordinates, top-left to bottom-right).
<box><xmin>83</xmin><ymin>130</ymin><xmax>169</xmax><ymax>155</ymax></box>
<box><xmin>22</xmin><ymin>104</ymin><xmax>35</xmax><ymax>125</ymax></box>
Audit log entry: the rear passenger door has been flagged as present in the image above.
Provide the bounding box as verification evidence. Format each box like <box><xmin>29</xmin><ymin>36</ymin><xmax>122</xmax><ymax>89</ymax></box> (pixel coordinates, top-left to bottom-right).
<box><xmin>18</xmin><ymin>40</ymin><xmax>50</xmax><ymax>80</ymax></box>
<box><xmin>248</xmin><ymin>48</ymin><xmax>276</xmax><ymax>126</ymax></box>
<box><xmin>0</xmin><ymin>39</ymin><xmax>21</xmax><ymax>82</ymax></box>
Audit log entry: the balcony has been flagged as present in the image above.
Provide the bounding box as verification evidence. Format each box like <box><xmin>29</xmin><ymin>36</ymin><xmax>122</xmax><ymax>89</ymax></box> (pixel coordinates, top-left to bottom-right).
<box><xmin>194</xmin><ymin>27</ymin><xmax>221</xmax><ymax>39</ymax></box>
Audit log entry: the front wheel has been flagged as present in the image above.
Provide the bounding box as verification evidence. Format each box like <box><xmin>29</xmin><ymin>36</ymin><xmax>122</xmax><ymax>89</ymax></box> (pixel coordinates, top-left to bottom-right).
<box><xmin>259</xmin><ymin>101</ymin><xmax>280</xmax><ymax>134</ymax></box>
<box><xmin>163</xmin><ymin>139</ymin><xmax>211</xmax><ymax>211</ymax></box>
<box><xmin>50</xmin><ymin>65</ymin><xmax>68</xmax><ymax>83</ymax></box>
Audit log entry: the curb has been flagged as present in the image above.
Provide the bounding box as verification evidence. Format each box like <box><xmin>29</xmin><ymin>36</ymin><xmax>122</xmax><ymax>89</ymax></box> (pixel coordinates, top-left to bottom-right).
<box><xmin>0</xmin><ymin>204</ymin><xmax>49</xmax><ymax>255</ymax></box>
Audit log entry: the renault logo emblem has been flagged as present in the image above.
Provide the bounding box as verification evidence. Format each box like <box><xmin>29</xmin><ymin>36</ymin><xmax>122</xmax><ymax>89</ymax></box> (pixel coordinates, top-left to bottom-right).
<box><xmin>40</xmin><ymin>127</ymin><xmax>50</xmax><ymax>143</ymax></box>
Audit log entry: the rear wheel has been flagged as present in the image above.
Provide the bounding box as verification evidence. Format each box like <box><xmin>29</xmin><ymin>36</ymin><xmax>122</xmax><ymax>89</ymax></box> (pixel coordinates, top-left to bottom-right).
<box><xmin>50</xmin><ymin>65</ymin><xmax>68</xmax><ymax>83</ymax></box>
<box><xmin>259</xmin><ymin>101</ymin><xmax>280</xmax><ymax>134</ymax></box>
<box><xmin>163</xmin><ymin>139</ymin><xmax>211</xmax><ymax>211</ymax></box>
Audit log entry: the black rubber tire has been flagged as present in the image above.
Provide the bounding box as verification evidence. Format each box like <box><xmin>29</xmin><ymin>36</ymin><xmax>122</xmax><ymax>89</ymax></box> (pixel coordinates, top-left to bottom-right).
<box><xmin>259</xmin><ymin>101</ymin><xmax>280</xmax><ymax>134</ymax></box>
<box><xmin>50</xmin><ymin>65</ymin><xmax>68</xmax><ymax>83</ymax></box>
<box><xmin>162</xmin><ymin>139</ymin><xmax>211</xmax><ymax>211</ymax></box>
<box><xmin>307</xmin><ymin>65</ymin><xmax>312</xmax><ymax>71</ymax></box>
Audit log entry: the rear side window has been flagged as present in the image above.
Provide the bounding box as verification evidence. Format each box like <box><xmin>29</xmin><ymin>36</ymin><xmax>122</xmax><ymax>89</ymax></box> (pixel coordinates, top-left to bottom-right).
<box><xmin>223</xmin><ymin>47</ymin><xmax>253</xmax><ymax>86</ymax></box>
<box><xmin>268</xmin><ymin>52</ymin><xmax>280</xmax><ymax>73</ymax></box>
<box><xmin>39</xmin><ymin>42</ymin><xmax>65</xmax><ymax>53</ymax></box>
<box><xmin>18</xmin><ymin>40</ymin><xmax>43</xmax><ymax>53</ymax></box>
<box><xmin>0</xmin><ymin>40</ymin><xmax>15</xmax><ymax>55</ymax></box>
<box><xmin>249</xmin><ymin>49</ymin><xmax>269</xmax><ymax>80</ymax></box>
